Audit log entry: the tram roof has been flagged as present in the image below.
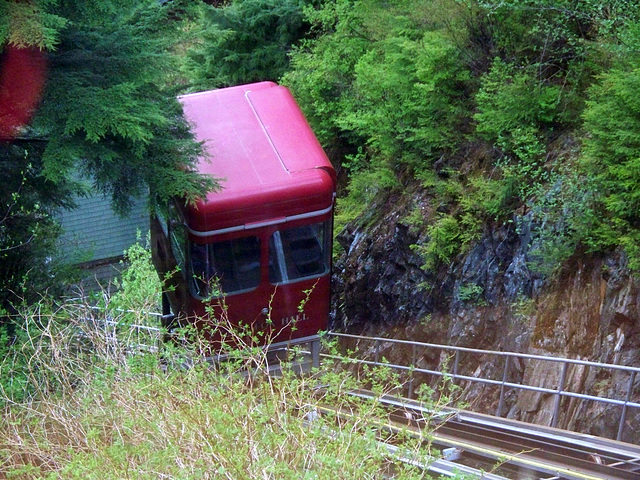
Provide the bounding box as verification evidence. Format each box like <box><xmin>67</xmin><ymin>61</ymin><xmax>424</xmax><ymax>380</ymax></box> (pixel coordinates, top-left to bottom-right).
<box><xmin>179</xmin><ymin>82</ymin><xmax>335</xmax><ymax>235</ymax></box>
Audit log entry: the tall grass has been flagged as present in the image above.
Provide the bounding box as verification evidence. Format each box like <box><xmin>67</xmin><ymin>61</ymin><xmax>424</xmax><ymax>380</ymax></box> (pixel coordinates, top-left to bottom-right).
<box><xmin>0</xmin><ymin>297</ymin><xmax>466</xmax><ymax>479</ymax></box>
<box><xmin>0</xmin><ymin>242</ymin><xmax>468</xmax><ymax>479</ymax></box>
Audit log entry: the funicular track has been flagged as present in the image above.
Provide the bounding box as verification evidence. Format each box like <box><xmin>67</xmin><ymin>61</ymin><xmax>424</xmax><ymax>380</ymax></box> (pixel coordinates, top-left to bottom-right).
<box><xmin>341</xmin><ymin>390</ymin><xmax>640</xmax><ymax>480</ymax></box>
<box><xmin>438</xmin><ymin>412</ymin><xmax>640</xmax><ymax>480</ymax></box>
<box><xmin>322</xmin><ymin>332</ymin><xmax>640</xmax><ymax>479</ymax></box>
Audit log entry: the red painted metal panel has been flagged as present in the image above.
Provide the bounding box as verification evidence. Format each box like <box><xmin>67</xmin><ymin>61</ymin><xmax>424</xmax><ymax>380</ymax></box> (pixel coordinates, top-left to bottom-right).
<box><xmin>179</xmin><ymin>82</ymin><xmax>335</xmax><ymax>234</ymax></box>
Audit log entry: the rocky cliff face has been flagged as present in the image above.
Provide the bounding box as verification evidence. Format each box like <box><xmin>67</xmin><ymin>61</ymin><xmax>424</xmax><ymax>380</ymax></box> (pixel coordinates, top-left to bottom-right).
<box><xmin>332</xmin><ymin>190</ymin><xmax>640</xmax><ymax>444</ymax></box>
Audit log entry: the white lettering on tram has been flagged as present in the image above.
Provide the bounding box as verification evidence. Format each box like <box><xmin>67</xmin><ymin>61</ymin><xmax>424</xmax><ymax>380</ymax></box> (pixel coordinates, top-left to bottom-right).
<box><xmin>281</xmin><ymin>313</ymin><xmax>308</xmax><ymax>324</ymax></box>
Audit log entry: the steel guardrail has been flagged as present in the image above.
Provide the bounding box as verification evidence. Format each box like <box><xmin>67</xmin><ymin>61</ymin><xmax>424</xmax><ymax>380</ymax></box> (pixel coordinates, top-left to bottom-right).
<box><xmin>71</xmin><ymin>305</ymin><xmax>640</xmax><ymax>443</ymax></box>
<box><xmin>336</xmin><ymin>389</ymin><xmax>640</xmax><ymax>480</ymax></box>
<box><xmin>326</xmin><ymin>332</ymin><xmax>640</xmax><ymax>442</ymax></box>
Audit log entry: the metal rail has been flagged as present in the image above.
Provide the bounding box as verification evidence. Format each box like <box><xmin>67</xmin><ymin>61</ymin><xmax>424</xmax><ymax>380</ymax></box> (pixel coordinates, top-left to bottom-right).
<box><xmin>314</xmin><ymin>401</ymin><xmax>510</xmax><ymax>479</ymax></box>
<box><xmin>382</xmin><ymin>442</ymin><xmax>510</xmax><ymax>479</ymax></box>
<box><xmin>75</xmin><ymin>305</ymin><xmax>639</xmax><ymax>444</ymax></box>
<box><xmin>326</xmin><ymin>332</ymin><xmax>640</xmax><ymax>442</ymax></box>
<box><xmin>340</xmin><ymin>389</ymin><xmax>640</xmax><ymax>480</ymax></box>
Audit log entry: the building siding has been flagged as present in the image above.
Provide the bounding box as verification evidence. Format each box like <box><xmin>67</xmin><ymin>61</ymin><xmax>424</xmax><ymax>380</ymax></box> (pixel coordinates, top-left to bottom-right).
<box><xmin>57</xmin><ymin>192</ymin><xmax>150</xmax><ymax>264</ymax></box>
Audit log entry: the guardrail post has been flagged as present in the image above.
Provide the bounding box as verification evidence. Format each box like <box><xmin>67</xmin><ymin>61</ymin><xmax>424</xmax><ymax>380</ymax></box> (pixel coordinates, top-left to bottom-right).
<box><xmin>408</xmin><ymin>343</ymin><xmax>417</xmax><ymax>399</ymax></box>
<box><xmin>311</xmin><ymin>338</ymin><xmax>320</xmax><ymax>369</ymax></box>
<box><xmin>453</xmin><ymin>350</ymin><xmax>459</xmax><ymax>380</ymax></box>
<box><xmin>617</xmin><ymin>371</ymin><xmax>636</xmax><ymax>441</ymax></box>
<box><xmin>374</xmin><ymin>339</ymin><xmax>380</xmax><ymax>365</ymax></box>
<box><xmin>497</xmin><ymin>356</ymin><xmax>510</xmax><ymax>417</ymax></box>
<box><xmin>552</xmin><ymin>361</ymin><xmax>568</xmax><ymax>428</ymax></box>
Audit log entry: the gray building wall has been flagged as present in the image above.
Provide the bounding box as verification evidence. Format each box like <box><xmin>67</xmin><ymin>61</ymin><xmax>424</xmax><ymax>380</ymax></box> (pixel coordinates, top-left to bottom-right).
<box><xmin>56</xmin><ymin>191</ymin><xmax>150</xmax><ymax>286</ymax></box>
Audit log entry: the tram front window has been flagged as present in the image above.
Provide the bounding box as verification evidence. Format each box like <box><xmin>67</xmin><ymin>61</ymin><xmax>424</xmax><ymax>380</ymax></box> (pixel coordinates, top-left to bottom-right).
<box><xmin>269</xmin><ymin>221</ymin><xmax>330</xmax><ymax>284</ymax></box>
<box><xmin>190</xmin><ymin>236</ymin><xmax>261</xmax><ymax>298</ymax></box>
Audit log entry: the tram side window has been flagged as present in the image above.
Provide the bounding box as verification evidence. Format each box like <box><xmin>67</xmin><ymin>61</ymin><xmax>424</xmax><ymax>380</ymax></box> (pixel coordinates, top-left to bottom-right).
<box><xmin>190</xmin><ymin>236</ymin><xmax>261</xmax><ymax>298</ymax></box>
<box><xmin>269</xmin><ymin>221</ymin><xmax>329</xmax><ymax>284</ymax></box>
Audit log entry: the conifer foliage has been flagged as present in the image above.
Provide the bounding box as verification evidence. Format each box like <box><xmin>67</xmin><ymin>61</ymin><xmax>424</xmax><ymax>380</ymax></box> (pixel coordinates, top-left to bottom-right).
<box><xmin>186</xmin><ymin>0</ymin><xmax>310</xmax><ymax>89</ymax></box>
<box><xmin>34</xmin><ymin>0</ymin><xmax>216</xmax><ymax>213</ymax></box>
<box><xmin>0</xmin><ymin>0</ymin><xmax>216</xmax><ymax>311</ymax></box>
<box><xmin>283</xmin><ymin>0</ymin><xmax>640</xmax><ymax>275</ymax></box>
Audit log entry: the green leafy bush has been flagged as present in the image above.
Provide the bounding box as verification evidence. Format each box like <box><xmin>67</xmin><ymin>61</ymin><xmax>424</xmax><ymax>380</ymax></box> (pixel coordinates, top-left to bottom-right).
<box><xmin>334</xmin><ymin>162</ymin><xmax>398</xmax><ymax>235</ymax></box>
<box><xmin>474</xmin><ymin>60</ymin><xmax>560</xmax><ymax>206</ymax></box>
<box><xmin>412</xmin><ymin>215</ymin><xmax>463</xmax><ymax>271</ymax></box>
<box><xmin>337</xmin><ymin>28</ymin><xmax>470</xmax><ymax>168</ymax></box>
<box><xmin>109</xmin><ymin>235</ymin><xmax>163</xmax><ymax>320</ymax></box>
<box><xmin>457</xmin><ymin>282</ymin><xmax>485</xmax><ymax>305</ymax></box>
<box><xmin>579</xmin><ymin>50</ymin><xmax>640</xmax><ymax>269</ymax></box>
<box><xmin>475</xmin><ymin>59</ymin><xmax>562</xmax><ymax>144</ymax></box>
<box><xmin>282</xmin><ymin>0</ymin><xmax>373</xmax><ymax>149</ymax></box>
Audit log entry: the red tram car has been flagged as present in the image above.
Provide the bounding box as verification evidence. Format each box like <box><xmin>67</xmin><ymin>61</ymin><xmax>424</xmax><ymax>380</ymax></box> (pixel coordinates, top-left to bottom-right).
<box><xmin>151</xmin><ymin>82</ymin><xmax>336</xmax><ymax>348</ymax></box>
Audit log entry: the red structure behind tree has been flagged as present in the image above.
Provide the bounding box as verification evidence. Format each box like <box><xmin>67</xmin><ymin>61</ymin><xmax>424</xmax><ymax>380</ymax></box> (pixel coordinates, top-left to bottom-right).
<box><xmin>0</xmin><ymin>45</ymin><xmax>47</xmax><ymax>140</ymax></box>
